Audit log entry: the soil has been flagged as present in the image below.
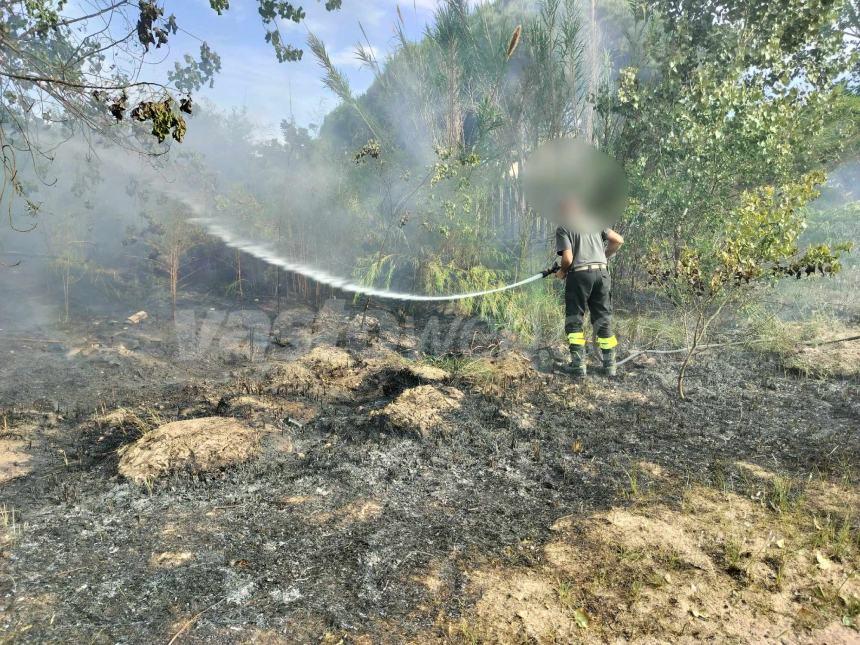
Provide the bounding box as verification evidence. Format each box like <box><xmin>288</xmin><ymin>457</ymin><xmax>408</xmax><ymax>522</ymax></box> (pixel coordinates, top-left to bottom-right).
<box><xmin>0</xmin><ymin>296</ymin><xmax>858</xmax><ymax>644</ymax></box>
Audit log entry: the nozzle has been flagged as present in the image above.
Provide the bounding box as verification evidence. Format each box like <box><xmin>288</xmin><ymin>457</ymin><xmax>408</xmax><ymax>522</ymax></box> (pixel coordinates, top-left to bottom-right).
<box><xmin>541</xmin><ymin>261</ymin><xmax>561</xmax><ymax>278</ymax></box>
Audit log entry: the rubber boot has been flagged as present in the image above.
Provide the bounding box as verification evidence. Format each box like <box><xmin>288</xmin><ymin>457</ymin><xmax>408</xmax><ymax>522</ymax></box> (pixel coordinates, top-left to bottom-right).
<box><xmin>567</xmin><ymin>345</ymin><xmax>587</xmax><ymax>379</ymax></box>
<box><xmin>601</xmin><ymin>348</ymin><xmax>617</xmax><ymax>377</ymax></box>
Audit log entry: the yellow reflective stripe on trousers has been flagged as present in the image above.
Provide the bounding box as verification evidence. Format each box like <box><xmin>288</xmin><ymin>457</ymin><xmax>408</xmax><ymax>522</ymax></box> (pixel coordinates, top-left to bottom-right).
<box><xmin>567</xmin><ymin>332</ymin><xmax>586</xmax><ymax>346</ymax></box>
<box><xmin>597</xmin><ymin>335</ymin><xmax>618</xmax><ymax>349</ymax></box>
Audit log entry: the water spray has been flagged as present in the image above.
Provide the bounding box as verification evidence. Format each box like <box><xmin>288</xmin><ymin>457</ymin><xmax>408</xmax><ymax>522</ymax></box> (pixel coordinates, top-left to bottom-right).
<box><xmin>193</xmin><ymin>218</ymin><xmax>559</xmax><ymax>302</ymax></box>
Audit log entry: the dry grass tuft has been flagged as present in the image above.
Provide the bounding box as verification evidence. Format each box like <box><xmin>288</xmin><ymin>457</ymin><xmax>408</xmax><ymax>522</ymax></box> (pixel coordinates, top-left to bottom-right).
<box><xmin>118</xmin><ymin>417</ymin><xmax>260</xmax><ymax>483</ymax></box>
<box><xmin>301</xmin><ymin>346</ymin><xmax>352</xmax><ymax>374</ymax></box>
<box><xmin>94</xmin><ymin>407</ymin><xmax>154</xmax><ymax>433</ymax></box>
<box><xmin>372</xmin><ymin>385</ymin><xmax>464</xmax><ymax>438</ymax></box>
<box><xmin>459</xmin><ymin>351</ymin><xmax>534</xmax><ymax>392</ymax></box>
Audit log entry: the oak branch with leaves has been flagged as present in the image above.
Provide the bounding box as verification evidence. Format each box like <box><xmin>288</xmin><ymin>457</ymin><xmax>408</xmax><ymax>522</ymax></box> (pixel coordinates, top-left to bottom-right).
<box><xmin>0</xmin><ymin>0</ymin><xmax>344</xmax><ymax>229</ymax></box>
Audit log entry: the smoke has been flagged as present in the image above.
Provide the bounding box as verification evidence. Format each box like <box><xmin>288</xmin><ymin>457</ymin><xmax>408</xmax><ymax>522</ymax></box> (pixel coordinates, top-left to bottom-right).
<box><xmin>0</xmin><ymin>0</ymin><xmax>636</xmax><ymax>332</ymax></box>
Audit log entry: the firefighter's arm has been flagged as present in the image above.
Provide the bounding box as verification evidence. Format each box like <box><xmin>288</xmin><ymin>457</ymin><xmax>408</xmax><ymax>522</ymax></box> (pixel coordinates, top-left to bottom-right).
<box><xmin>605</xmin><ymin>229</ymin><xmax>624</xmax><ymax>259</ymax></box>
<box><xmin>557</xmin><ymin>249</ymin><xmax>574</xmax><ymax>279</ymax></box>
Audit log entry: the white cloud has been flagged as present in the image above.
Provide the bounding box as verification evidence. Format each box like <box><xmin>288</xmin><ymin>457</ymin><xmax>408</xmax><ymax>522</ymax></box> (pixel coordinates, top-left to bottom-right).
<box><xmin>330</xmin><ymin>45</ymin><xmax>382</xmax><ymax>68</ymax></box>
<box><xmin>410</xmin><ymin>0</ymin><xmax>484</xmax><ymax>10</ymax></box>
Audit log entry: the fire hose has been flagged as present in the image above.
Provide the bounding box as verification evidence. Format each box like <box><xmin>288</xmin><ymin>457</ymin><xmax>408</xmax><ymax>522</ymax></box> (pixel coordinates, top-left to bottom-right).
<box><xmin>194</xmin><ymin>218</ymin><xmax>561</xmax><ymax>302</ymax></box>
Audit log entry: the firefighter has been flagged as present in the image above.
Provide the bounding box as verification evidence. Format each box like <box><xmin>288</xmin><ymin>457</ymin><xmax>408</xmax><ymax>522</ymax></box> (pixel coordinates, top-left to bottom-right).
<box><xmin>555</xmin><ymin>197</ymin><xmax>624</xmax><ymax>378</ymax></box>
<box><xmin>520</xmin><ymin>138</ymin><xmax>627</xmax><ymax>377</ymax></box>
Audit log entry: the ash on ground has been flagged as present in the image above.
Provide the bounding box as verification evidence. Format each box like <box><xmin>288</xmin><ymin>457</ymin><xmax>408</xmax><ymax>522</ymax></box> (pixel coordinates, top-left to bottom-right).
<box><xmin>1</xmin><ymin>300</ymin><xmax>858</xmax><ymax>644</ymax></box>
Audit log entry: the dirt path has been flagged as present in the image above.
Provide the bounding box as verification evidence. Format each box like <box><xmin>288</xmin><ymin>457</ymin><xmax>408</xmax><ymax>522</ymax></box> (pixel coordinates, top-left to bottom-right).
<box><xmin>1</xmin><ymin>307</ymin><xmax>858</xmax><ymax>644</ymax></box>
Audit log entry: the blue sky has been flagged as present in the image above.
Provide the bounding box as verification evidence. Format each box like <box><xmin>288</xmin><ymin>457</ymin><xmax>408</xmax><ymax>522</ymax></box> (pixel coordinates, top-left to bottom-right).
<box><xmin>155</xmin><ymin>0</ymin><xmax>452</xmax><ymax>137</ymax></box>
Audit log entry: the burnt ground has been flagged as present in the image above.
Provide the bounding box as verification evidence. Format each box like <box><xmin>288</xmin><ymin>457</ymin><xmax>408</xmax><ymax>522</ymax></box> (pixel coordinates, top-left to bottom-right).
<box><xmin>0</xmin><ymin>298</ymin><xmax>858</xmax><ymax>644</ymax></box>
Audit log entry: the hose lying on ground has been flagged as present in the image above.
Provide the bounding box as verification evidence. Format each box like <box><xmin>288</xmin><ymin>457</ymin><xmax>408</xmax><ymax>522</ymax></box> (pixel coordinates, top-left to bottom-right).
<box><xmin>615</xmin><ymin>335</ymin><xmax>860</xmax><ymax>367</ymax></box>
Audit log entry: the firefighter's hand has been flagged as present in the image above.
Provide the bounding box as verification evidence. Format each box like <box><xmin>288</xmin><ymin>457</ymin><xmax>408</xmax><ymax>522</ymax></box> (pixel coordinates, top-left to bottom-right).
<box><xmin>555</xmin><ymin>268</ymin><xmax>568</xmax><ymax>280</ymax></box>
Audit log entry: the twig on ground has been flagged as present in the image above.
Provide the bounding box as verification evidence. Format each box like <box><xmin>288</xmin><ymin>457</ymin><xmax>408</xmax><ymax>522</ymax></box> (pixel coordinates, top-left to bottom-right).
<box><xmin>809</xmin><ymin>334</ymin><xmax>860</xmax><ymax>346</ymax></box>
<box><xmin>166</xmin><ymin>597</ymin><xmax>228</xmax><ymax>645</ymax></box>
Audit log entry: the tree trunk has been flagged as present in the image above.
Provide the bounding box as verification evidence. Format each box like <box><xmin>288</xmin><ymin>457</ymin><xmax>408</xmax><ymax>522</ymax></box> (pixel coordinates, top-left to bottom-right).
<box><xmin>169</xmin><ymin>247</ymin><xmax>180</xmax><ymax>323</ymax></box>
<box><xmin>586</xmin><ymin>0</ymin><xmax>598</xmax><ymax>143</ymax></box>
<box><xmin>235</xmin><ymin>249</ymin><xmax>244</xmax><ymax>302</ymax></box>
<box><xmin>677</xmin><ymin>311</ymin><xmax>705</xmax><ymax>400</ymax></box>
<box><xmin>62</xmin><ymin>267</ymin><xmax>71</xmax><ymax>323</ymax></box>
<box><xmin>446</xmin><ymin>51</ymin><xmax>463</xmax><ymax>151</ymax></box>
<box><xmin>276</xmin><ymin>225</ymin><xmax>282</xmax><ymax>316</ymax></box>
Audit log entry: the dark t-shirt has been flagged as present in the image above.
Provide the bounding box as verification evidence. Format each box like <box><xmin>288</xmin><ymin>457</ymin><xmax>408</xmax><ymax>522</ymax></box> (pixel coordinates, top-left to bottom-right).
<box><xmin>556</xmin><ymin>227</ymin><xmax>608</xmax><ymax>267</ymax></box>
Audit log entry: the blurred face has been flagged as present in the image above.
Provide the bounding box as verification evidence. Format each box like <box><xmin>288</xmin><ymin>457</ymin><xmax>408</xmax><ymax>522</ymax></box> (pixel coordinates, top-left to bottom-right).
<box><xmin>558</xmin><ymin>196</ymin><xmax>581</xmax><ymax>223</ymax></box>
<box><xmin>523</xmin><ymin>138</ymin><xmax>628</xmax><ymax>234</ymax></box>
<box><xmin>558</xmin><ymin>195</ymin><xmax>602</xmax><ymax>232</ymax></box>
<box><xmin>558</xmin><ymin>195</ymin><xmax>581</xmax><ymax>225</ymax></box>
